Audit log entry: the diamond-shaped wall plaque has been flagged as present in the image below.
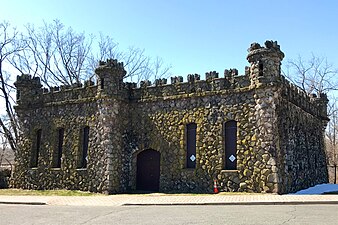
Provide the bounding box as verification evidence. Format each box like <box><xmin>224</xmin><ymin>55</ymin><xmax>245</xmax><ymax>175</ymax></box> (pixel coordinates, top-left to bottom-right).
<box><xmin>190</xmin><ymin>155</ymin><xmax>196</xmax><ymax>162</ymax></box>
<box><xmin>229</xmin><ymin>154</ymin><xmax>236</xmax><ymax>162</ymax></box>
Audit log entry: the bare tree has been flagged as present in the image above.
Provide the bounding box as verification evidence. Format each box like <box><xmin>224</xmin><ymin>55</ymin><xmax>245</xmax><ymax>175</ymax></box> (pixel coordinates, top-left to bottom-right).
<box><xmin>284</xmin><ymin>54</ymin><xmax>338</xmax><ymax>95</ymax></box>
<box><xmin>326</xmin><ymin>97</ymin><xmax>338</xmax><ymax>183</ymax></box>
<box><xmin>140</xmin><ymin>56</ymin><xmax>171</xmax><ymax>83</ymax></box>
<box><xmin>9</xmin><ymin>20</ymin><xmax>94</xmax><ymax>87</ymax></box>
<box><xmin>0</xmin><ymin>21</ymin><xmax>25</xmax><ymax>153</ymax></box>
<box><xmin>0</xmin><ymin>19</ymin><xmax>172</xmax><ymax>159</ymax></box>
<box><xmin>0</xmin><ymin>135</ymin><xmax>6</xmax><ymax>166</ymax></box>
<box><xmin>90</xmin><ymin>34</ymin><xmax>171</xmax><ymax>83</ymax></box>
<box><xmin>285</xmin><ymin>54</ymin><xmax>338</xmax><ymax>183</ymax></box>
<box><xmin>10</xmin><ymin>20</ymin><xmax>171</xmax><ymax>87</ymax></box>
<box><xmin>95</xmin><ymin>33</ymin><xmax>121</xmax><ymax>63</ymax></box>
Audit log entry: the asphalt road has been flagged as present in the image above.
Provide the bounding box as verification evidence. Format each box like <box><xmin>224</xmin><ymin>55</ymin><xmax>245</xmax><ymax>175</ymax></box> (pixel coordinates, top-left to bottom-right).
<box><xmin>1</xmin><ymin>204</ymin><xmax>338</xmax><ymax>225</ymax></box>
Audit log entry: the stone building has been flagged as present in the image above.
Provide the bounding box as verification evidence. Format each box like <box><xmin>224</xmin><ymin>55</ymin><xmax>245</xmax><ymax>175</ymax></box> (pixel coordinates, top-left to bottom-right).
<box><xmin>11</xmin><ymin>40</ymin><xmax>329</xmax><ymax>194</ymax></box>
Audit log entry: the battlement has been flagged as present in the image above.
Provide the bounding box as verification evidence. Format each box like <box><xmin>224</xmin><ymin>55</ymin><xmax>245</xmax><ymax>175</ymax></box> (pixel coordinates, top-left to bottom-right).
<box><xmin>247</xmin><ymin>40</ymin><xmax>285</xmax><ymax>62</ymax></box>
<box><xmin>131</xmin><ymin>70</ymin><xmax>249</xmax><ymax>100</ymax></box>
<box><xmin>14</xmin><ymin>67</ymin><xmax>249</xmax><ymax>106</ymax></box>
<box><xmin>95</xmin><ymin>58</ymin><xmax>126</xmax><ymax>80</ymax></box>
<box><xmin>14</xmin><ymin>75</ymin><xmax>97</xmax><ymax>107</ymax></box>
<box><xmin>279</xmin><ymin>76</ymin><xmax>329</xmax><ymax>119</ymax></box>
<box><xmin>14</xmin><ymin>70</ymin><xmax>327</xmax><ymax>121</ymax></box>
<box><xmin>13</xmin><ymin>41</ymin><xmax>328</xmax><ymax>120</ymax></box>
<box><xmin>98</xmin><ymin>58</ymin><xmax>125</xmax><ymax>69</ymax></box>
<box><xmin>41</xmin><ymin>81</ymin><xmax>98</xmax><ymax>105</ymax></box>
<box><xmin>15</xmin><ymin>74</ymin><xmax>42</xmax><ymax>87</ymax></box>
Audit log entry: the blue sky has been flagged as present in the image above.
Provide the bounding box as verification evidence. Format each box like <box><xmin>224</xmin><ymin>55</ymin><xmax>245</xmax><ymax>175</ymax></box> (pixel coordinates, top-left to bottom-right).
<box><xmin>1</xmin><ymin>0</ymin><xmax>338</xmax><ymax>78</ymax></box>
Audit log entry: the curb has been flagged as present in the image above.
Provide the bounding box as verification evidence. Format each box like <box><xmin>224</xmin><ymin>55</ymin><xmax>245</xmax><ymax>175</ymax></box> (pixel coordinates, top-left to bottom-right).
<box><xmin>123</xmin><ymin>201</ymin><xmax>338</xmax><ymax>206</ymax></box>
<box><xmin>0</xmin><ymin>201</ymin><xmax>47</xmax><ymax>205</ymax></box>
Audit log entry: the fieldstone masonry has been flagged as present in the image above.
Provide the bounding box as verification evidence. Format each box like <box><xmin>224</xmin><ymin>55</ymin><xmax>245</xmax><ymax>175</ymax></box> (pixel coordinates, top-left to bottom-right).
<box><xmin>11</xmin><ymin>41</ymin><xmax>329</xmax><ymax>194</ymax></box>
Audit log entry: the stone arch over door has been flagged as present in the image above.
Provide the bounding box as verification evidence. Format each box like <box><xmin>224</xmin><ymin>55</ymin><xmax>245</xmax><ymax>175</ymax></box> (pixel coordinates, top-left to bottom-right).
<box><xmin>136</xmin><ymin>149</ymin><xmax>160</xmax><ymax>191</ymax></box>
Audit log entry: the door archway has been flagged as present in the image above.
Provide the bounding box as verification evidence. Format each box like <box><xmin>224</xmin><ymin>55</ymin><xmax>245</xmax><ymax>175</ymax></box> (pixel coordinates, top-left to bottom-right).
<box><xmin>136</xmin><ymin>149</ymin><xmax>160</xmax><ymax>191</ymax></box>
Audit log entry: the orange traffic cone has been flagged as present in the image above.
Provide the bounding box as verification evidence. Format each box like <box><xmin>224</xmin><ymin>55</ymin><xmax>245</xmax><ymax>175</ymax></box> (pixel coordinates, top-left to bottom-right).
<box><xmin>213</xmin><ymin>179</ymin><xmax>219</xmax><ymax>194</ymax></box>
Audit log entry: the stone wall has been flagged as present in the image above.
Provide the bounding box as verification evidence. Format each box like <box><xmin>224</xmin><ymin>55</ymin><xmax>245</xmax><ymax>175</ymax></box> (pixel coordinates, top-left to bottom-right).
<box><xmin>127</xmin><ymin>87</ymin><xmax>258</xmax><ymax>192</ymax></box>
<box><xmin>11</xmin><ymin>60</ymin><xmax>128</xmax><ymax>194</ymax></box>
<box><xmin>11</xmin><ymin>41</ymin><xmax>329</xmax><ymax>194</ymax></box>
<box><xmin>276</xmin><ymin>79</ymin><xmax>329</xmax><ymax>193</ymax></box>
<box><xmin>12</xmin><ymin>91</ymin><xmax>108</xmax><ymax>192</ymax></box>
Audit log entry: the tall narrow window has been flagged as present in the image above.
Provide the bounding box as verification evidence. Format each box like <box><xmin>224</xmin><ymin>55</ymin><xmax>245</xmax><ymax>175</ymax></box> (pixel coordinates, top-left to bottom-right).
<box><xmin>224</xmin><ymin>121</ymin><xmax>237</xmax><ymax>170</ymax></box>
<box><xmin>52</xmin><ymin>128</ymin><xmax>64</xmax><ymax>168</ymax></box>
<box><xmin>100</xmin><ymin>78</ymin><xmax>105</xmax><ymax>89</ymax></box>
<box><xmin>186</xmin><ymin>123</ymin><xmax>197</xmax><ymax>169</ymax></box>
<box><xmin>17</xmin><ymin>90</ymin><xmax>21</xmax><ymax>101</ymax></box>
<box><xmin>30</xmin><ymin>129</ymin><xmax>42</xmax><ymax>168</ymax></box>
<box><xmin>78</xmin><ymin>126</ymin><xmax>89</xmax><ymax>168</ymax></box>
<box><xmin>259</xmin><ymin>63</ymin><xmax>264</xmax><ymax>77</ymax></box>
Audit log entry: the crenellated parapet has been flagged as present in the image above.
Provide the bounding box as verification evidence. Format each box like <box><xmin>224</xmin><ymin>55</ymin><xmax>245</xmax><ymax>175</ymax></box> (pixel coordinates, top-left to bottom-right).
<box><xmin>15</xmin><ymin>74</ymin><xmax>41</xmax><ymax>86</ymax></box>
<box><xmin>95</xmin><ymin>59</ymin><xmax>127</xmax><ymax>96</ymax></box>
<box><xmin>247</xmin><ymin>40</ymin><xmax>285</xmax><ymax>86</ymax></box>
<box><xmin>205</xmin><ymin>71</ymin><xmax>219</xmax><ymax>80</ymax></box>
<box><xmin>15</xmin><ymin>76</ymin><xmax>98</xmax><ymax>108</ymax></box>
<box><xmin>14</xmin><ymin>74</ymin><xmax>42</xmax><ymax>106</ymax></box>
<box><xmin>224</xmin><ymin>68</ymin><xmax>239</xmax><ymax>78</ymax></box>
<box><xmin>187</xmin><ymin>74</ymin><xmax>200</xmax><ymax>83</ymax></box>
<box><xmin>247</xmin><ymin>40</ymin><xmax>284</xmax><ymax>62</ymax></box>
<box><xmin>97</xmin><ymin>58</ymin><xmax>125</xmax><ymax>72</ymax></box>
<box><xmin>313</xmin><ymin>93</ymin><xmax>329</xmax><ymax>119</ymax></box>
<box><xmin>279</xmin><ymin>76</ymin><xmax>329</xmax><ymax>121</ymax></box>
<box><xmin>131</xmin><ymin>70</ymin><xmax>250</xmax><ymax>101</ymax></box>
<box><xmin>154</xmin><ymin>78</ymin><xmax>168</xmax><ymax>86</ymax></box>
<box><xmin>14</xmin><ymin>42</ymin><xmax>328</xmax><ymax>122</ymax></box>
<box><xmin>170</xmin><ymin>76</ymin><xmax>184</xmax><ymax>84</ymax></box>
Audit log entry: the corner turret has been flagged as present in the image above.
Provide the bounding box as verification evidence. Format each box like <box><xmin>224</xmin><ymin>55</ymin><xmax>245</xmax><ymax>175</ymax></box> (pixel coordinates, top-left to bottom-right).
<box><xmin>311</xmin><ymin>93</ymin><xmax>330</xmax><ymax>125</ymax></box>
<box><xmin>95</xmin><ymin>59</ymin><xmax>126</xmax><ymax>96</ymax></box>
<box><xmin>247</xmin><ymin>40</ymin><xmax>284</xmax><ymax>87</ymax></box>
<box><xmin>14</xmin><ymin>74</ymin><xmax>42</xmax><ymax>107</ymax></box>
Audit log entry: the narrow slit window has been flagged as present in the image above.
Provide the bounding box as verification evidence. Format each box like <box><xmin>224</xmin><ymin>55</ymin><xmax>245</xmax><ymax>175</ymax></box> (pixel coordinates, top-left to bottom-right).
<box><xmin>186</xmin><ymin>123</ymin><xmax>197</xmax><ymax>169</ymax></box>
<box><xmin>259</xmin><ymin>63</ymin><xmax>264</xmax><ymax>77</ymax></box>
<box><xmin>100</xmin><ymin>78</ymin><xmax>105</xmax><ymax>89</ymax></box>
<box><xmin>31</xmin><ymin>129</ymin><xmax>42</xmax><ymax>168</ymax></box>
<box><xmin>78</xmin><ymin>126</ymin><xmax>89</xmax><ymax>168</ymax></box>
<box><xmin>17</xmin><ymin>90</ymin><xmax>21</xmax><ymax>101</ymax></box>
<box><xmin>224</xmin><ymin>121</ymin><xmax>237</xmax><ymax>170</ymax></box>
<box><xmin>53</xmin><ymin>128</ymin><xmax>64</xmax><ymax>168</ymax></box>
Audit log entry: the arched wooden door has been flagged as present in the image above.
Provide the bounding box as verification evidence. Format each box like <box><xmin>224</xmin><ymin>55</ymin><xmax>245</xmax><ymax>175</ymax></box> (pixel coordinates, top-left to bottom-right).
<box><xmin>136</xmin><ymin>149</ymin><xmax>160</xmax><ymax>191</ymax></box>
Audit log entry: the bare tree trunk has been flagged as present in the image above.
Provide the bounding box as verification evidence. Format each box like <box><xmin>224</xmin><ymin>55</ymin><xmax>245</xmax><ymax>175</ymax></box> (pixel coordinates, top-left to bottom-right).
<box><xmin>334</xmin><ymin>113</ymin><xmax>337</xmax><ymax>184</ymax></box>
<box><xmin>0</xmin><ymin>21</ymin><xmax>24</xmax><ymax>154</ymax></box>
<box><xmin>334</xmin><ymin>164</ymin><xmax>337</xmax><ymax>184</ymax></box>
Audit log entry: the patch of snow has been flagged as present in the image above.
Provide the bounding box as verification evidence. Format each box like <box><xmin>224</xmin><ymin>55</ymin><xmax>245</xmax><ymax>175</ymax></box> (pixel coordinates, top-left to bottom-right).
<box><xmin>290</xmin><ymin>184</ymin><xmax>338</xmax><ymax>195</ymax></box>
